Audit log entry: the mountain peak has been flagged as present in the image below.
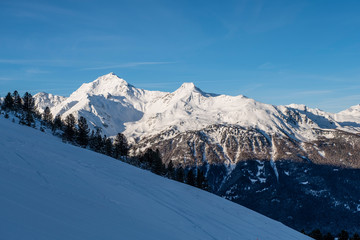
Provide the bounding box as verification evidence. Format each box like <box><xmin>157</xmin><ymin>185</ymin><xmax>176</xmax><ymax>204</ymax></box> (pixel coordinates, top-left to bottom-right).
<box><xmin>96</xmin><ymin>72</ymin><xmax>127</xmax><ymax>84</ymax></box>
<box><xmin>180</xmin><ymin>82</ymin><xmax>196</xmax><ymax>89</ymax></box>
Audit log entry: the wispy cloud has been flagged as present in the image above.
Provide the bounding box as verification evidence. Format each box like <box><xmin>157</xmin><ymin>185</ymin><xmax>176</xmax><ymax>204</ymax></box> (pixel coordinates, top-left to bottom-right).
<box><xmin>0</xmin><ymin>77</ymin><xmax>13</xmax><ymax>81</ymax></box>
<box><xmin>25</xmin><ymin>68</ymin><xmax>50</xmax><ymax>74</ymax></box>
<box><xmin>296</xmin><ymin>90</ymin><xmax>333</xmax><ymax>95</ymax></box>
<box><xmin>0</xmin><ymin>58</ymin><xmax>80</xmax><ymax>67</ymax></box>
<box><xmin>82</xmin><ymin>62</ymin><xmax>173</xmax><ymax>71</ymax></box>
<box><xmin>258</xmin><ymin>62</ymin><xmax>276</xmax><ymax>70</ymax></box>
<box><xmin>3</xmin><ymin>1</ymin><xmax>78</xmax><ymax>20</ymax></box>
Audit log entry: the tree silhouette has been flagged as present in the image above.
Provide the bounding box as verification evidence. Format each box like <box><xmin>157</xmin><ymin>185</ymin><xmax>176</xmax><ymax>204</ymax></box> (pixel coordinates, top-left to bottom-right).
<box><xmin>63</xmin><ymin>114</ymin><xmax>76</xmax><ymax>142</ymax></box>
<box><xmin>114</xmin><ymin>133</ymin><xmax>129</xmax><ymax>158</ymax></box>
<box><xmin>76</xmin><ymin>116</ymin><xmax>89</xmax><ymax>147</ymax></box>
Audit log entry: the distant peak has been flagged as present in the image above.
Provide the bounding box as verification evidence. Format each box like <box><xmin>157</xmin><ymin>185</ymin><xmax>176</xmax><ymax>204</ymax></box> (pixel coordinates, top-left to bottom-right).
<box><xmin>101</xmin><ymin>72</ymin><xmax>122</xmax><ymax>79</ymax></box>
<box><xmin>174</xmin><ymin>82</ymin><xmax>218</xmax><ymax>97</ymax></box>
<box><xmin>180</xmin><ymin>82</ymin><xmax>196</xmax><ymax>89</ymax></box>
<box><xmin>95</xmin><ymin>73</ymin><xmax>128</xmax><ymax>84</ymax></box>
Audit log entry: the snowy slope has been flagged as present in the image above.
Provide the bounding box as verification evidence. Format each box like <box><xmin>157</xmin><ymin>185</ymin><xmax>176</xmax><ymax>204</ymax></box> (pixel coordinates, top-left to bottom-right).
<box><xmin>0</xmin><ymin>117</ymin><xmax>311</xmax><ymax>240</ymax></box>
<box><xmin>34</xmin><ymin>73</ymin><xmax>360</xmax><ymax>142</ymax></box>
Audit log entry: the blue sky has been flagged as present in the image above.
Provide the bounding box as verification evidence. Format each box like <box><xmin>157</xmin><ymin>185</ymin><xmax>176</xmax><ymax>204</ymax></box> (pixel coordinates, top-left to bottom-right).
<box><xmin>1</xmin><ymin>0</ymin><xmax>360</xmax><ymax>112</ymax></box>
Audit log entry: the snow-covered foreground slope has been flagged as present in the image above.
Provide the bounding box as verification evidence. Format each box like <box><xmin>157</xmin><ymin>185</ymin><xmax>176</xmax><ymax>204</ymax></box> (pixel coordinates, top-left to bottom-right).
<box><xmin>0</xmin><ymin>118</ymin><xmax>310</xmax><ymax>240</ymax></box>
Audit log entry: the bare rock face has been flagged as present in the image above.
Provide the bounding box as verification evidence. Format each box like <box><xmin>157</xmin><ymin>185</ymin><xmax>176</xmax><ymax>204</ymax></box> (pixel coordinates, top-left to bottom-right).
<box><xmin>133</xmin><ymin>125</ymin><xmax>360</xmax><ymax>235</ymax></box>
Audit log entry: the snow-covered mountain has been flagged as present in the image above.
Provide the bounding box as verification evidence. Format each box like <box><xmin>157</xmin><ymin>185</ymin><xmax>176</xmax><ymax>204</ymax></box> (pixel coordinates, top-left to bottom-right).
<box><xmin>0</xmin><ymin>116</ymin><xmax>311</xmax><ymax>240</ymax></box>
<box><xmin>29</xmin><ymin>73</ymin><xmax>360</xmax><ymax>234</ymax></box>
<box><xmin>34</xmin><ymin>73</ymin><xmax>360</xmax><ymax>141</ymax></box>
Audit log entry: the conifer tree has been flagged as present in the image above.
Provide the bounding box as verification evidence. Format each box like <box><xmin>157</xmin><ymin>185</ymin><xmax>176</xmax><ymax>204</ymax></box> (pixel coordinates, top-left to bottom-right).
<box><xmin>175</xmin><ymin>166</ymin><xmax>185</xmax><ymax>183</ymax></box>
<box><xmin>89</xmin><ymin>128</ymin><xmax>103</xmax><ymax>153</ymax></box>
<box><xmin>195</xmin><ymin>169</ymin><xmax>208</xmax><ymax>190</ymax></box>
<box><xmin>12</xmin><ymin>90</ymin><xmax>22</xmax><ymax>111</ymax></box>
<box><xmin>113</xmin><ymin>133</ymin><xmax>129</xmax><ymax>158</ymax></box>
<box><xmin>151</xmin><ymin>149</ymin><xmax>164</xmax><ymax>175</ymax></box>
<box><xmin>21</xmin><ymin>92</ymin><xmax>36</xmax><ymax>126</ymax></box>
<box><xmin>52</xmin><ymin>115</ymin><xmax>63</xmax><ymax>133</ymax></box>
<box><xmin>323</xmin><ymin>232</ymin><xmax>334</xmax><ymax>240</ymax></box>
<box><xmin>76</xmin><ymin>116</ymin><xmax>89</xmax><ymax>147</ymax></box>
<box><xmin>351</xmin><ymin>233</ymin><xmax>360</xmax><ymax>240</ymax></box>
<box><xmin>22</xmin><ymin>92</ymin><xmax>35</xmax><ymax>112</ymax></box>
<box><xmin>42</xmin><ymin>106</ymin><xmax>53</xmax><ymax>125</ymax></box>
<box><xmin>309</xmin><ymin>229</ymin><xmax>323</xmax><ymax>240</ymax></box>
<box><xmin>2</xmin><ymin>92</ymin><xmax>14</xmax><ymax>111</ymax></box>
<box><xmin>186</xmin><ymin>169</ymin><xmax>196</xmax><ymax>186</ymax></box>
<box><xmin>338</xmin><ymin>230</ymin><xmax>349</xmax><ymax>240</ymax></box>
<box><xmin>103</xmin><ymin>136</ymin><xmax>113</xmax><ymax>156</ymax></box>
<box><xmin>63</xmin><ymin>114</ymin><xmax>76</xmax><ymax>142</ymax></box>
<box><xmin>167</xmin><ymin>161</ymin><xmax>175</xmax><ymax>179</ymax></box>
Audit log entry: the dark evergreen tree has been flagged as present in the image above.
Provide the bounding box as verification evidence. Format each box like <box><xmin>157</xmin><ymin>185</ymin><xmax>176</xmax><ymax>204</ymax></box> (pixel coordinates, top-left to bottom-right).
<box><xmin>323</xmin><ymin>232</ymin><xmax>334</xmax><ymax>240</ymax></box>
<box><xmin>42</xmin><ymin>106</ymin><xmax>53</xmax><ymax>125</ymax></box>
<box><xmin>89</xmin><ymin>128</ymin><xmax>103</xmax><ymax>153</ymax></box>
<box><xmin>103</xmin><ymin>136</ymin><xmax>113</xmax><ymax>156</ymax></box>
<box><xmin>351</xmin><ymin>233</ymin><xmax>360</xmax><ymax>240</ymax></box>
<box><xmin>309</xmin><ymin>229</ymin><xmax>323</xmax><ymax>240</ymax></box>
<box><xmin>2</xmin><ymin>92</ymin><xmax>14</xmax><ymax>111</ymax></box>
<box><xmin>12</xmin><ymin>90</ymin><xmax>22</xmax><ymax>111</ymax></box>
<box><xmin>167</xmin><ymin>161</ymin><xmax>175</xmax><ymax>179</ymax></box>
<box><xmin>195</xmin><ymin>169</ymin><xmax>209</xmax><ymax>190</ymax></box>
<box><xmin>63</xmin><ymin>114</ymin><xmax>76</xmax><ymax>142</ymax></box>
<box><xmin>21</xmin><ymin>92</ymin><xmax>36</xmax><ymax>126</ymax></box>
<box><xmin>175</xmin><ymin>166</ymin><xmax>185</xmax><ymax>183</ymax></box>
<box><xmin>22</xmin><ymin>92</ymin><xmax>35</xmax><ymax>112</ymax></box>
<box><xmin>338</xmin><ymin>230</ymin><xmax>349</xmax><ymax>240</ymax></box>
<box><xmin>76</xmin><ymin>116</ymin><xmax>89</xmax><ymax>147</ymax></box>
<box><xmin>151</xmin><ymin>149</ymin><xmax>164</xmax><ymax>175</ymax></box>
<box><xmin>139</xmin><ymin>148</ymin><xmax>155</xmax><ymax>167</ymax></box>
<box><xmin>113</xmin><ymin>133</ymin><xmax>129</xmax><ymax>158</ymax></box>
<box><xmin>186</xmin><ymin>169</ymin><xmax>196</xmax><ymax>186</ymax></box>
<box><xmin>52</xmin><ymin>115</ymin><xmax>63</xmax><ymax>133</ymax></box>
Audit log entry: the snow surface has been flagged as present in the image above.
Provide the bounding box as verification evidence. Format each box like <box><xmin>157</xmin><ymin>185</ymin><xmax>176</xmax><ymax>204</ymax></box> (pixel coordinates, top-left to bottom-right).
<box><xmin>34</xmin><ymin>73</ymin><xmax>360</xmax><ymax>142</ymax></box>
<box><xmin>0</xmin><ymin>117</ymin><xmax>311</xmax><ymax>240</ymax></box>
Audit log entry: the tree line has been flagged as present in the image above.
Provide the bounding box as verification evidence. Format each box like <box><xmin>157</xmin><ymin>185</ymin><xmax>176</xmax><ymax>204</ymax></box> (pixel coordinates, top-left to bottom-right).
<box><xmin>303</xmin><ymin>228</ymin><xmax>360</xmax><ymax>240</ymax></box>
<box><xmin>0</xmin><ymin>90</ymin><xmax>210</xmax><ymax>192</ymax></box>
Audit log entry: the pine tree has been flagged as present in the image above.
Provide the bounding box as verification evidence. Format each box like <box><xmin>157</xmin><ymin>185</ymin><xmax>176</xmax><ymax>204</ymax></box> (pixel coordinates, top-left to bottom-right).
<box><xmin>52</xmin><ymin>115</ymin><xmax>63</xmax><ymax>133</ymax></box>
<box><xmin>22</xmin><ymin>92</ymin><xmax>35</xmax><ymax>112</ymax></box>
<box><xmin>175</xmin><ymin>166</ymin><xmax>185</xmax><ymax>183</ymax></box>
<box><xmin>309</xmin><ymin>229</ymin><xmax>323</xmax><ymax>240</ymax></box>
<box><xmin>113</xmin><ymin>133</ymin><xmax>129</xmax><ymax>158</ymax></box>
<box><xmin>22</xmin><ymin>92</ymin><xmax>36</xmax><ymax>126</ymax></box>
<box><xmin>351</xmin><ymin>233</ymin><xmax>360</xmax><ymax>240</ymax></box>
<box><xmin>89</xmin><ymin>128</ymin><xmax>103</xmax><ymax>153</ymax></box>
<box><xmin>195</xmin><ymin>169</ymin><xmax>209</xmax><ymax>190</ymax></box>
<box><xmin>151</xmin><ymin>149</ymin><xmax>164</xmax><ymax>175</ymax></box>
<box><xmin>167</xmin><ymin>161</ymin><xmax>175</xmax><ymax>179</ymax></box>
<box><xmin>186</xmin><ymin>169</ymin><xmax>196</xmax><ymax>186</ymax></box>
<box><xmin>12</xmin><ymin>90</ymin><xmax>22</xmax><ymax>111</ymax></box>
<box><xmin>103</xmin><ymin>136</ymin><xmax>113</xmax><ymax>156</ymax></box>
<box><xmin>338</xmin><ymin>230</ymin><xmax>349</xmax><ymax>240</ymax></box>
<box><xmin>42</xmin><ymin>106</ymin><xmax>53</xmax><ymax>125</ymax></box>
<box><xmin>63</xmin><ymin>114</ymin><xmax>76</xmax><ymax>142</ymax></box>
<box><xmin>2</xmin><ymin>92</ymin><xmax>14</xmax><ymax>111</ymax></box>
<box><xmin>323</xmin><ymin>232</ymin><xmax>334</xmax><ymax>240</ymax></box>
<box><xmin>76</xmin><ymin>116</ymin><xmax>89</xmax><ymax>147</ymax></box>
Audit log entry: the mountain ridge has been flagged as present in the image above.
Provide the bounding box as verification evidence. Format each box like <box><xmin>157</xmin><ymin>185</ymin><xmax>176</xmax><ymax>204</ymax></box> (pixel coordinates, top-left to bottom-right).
<box><xmin>33</xmin><ymin>73</ymin><xmax>360</xmax><ymax>142</ymax></box>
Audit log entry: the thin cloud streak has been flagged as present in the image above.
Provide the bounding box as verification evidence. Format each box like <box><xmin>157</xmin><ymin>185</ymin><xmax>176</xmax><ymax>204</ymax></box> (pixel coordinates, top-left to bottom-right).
<box><xmin>82</xmin><ymin>62</ymin><xmax>174</xmax><ymax>71</ymax></box>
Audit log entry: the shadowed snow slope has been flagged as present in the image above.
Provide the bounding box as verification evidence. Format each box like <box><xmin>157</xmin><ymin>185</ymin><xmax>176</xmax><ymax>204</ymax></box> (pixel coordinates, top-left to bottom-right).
<box><xmin>0</xmin><ymin>117</ymin><xmax>310</xmax><ymax>240</ymax></box>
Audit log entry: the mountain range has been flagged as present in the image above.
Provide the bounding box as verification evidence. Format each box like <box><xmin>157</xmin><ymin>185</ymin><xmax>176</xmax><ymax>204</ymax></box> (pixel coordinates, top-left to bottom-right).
<box><xmin>34</xmin><ymin>73</ymin><xmax>360</xmax><ymax>234</ymax></box>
